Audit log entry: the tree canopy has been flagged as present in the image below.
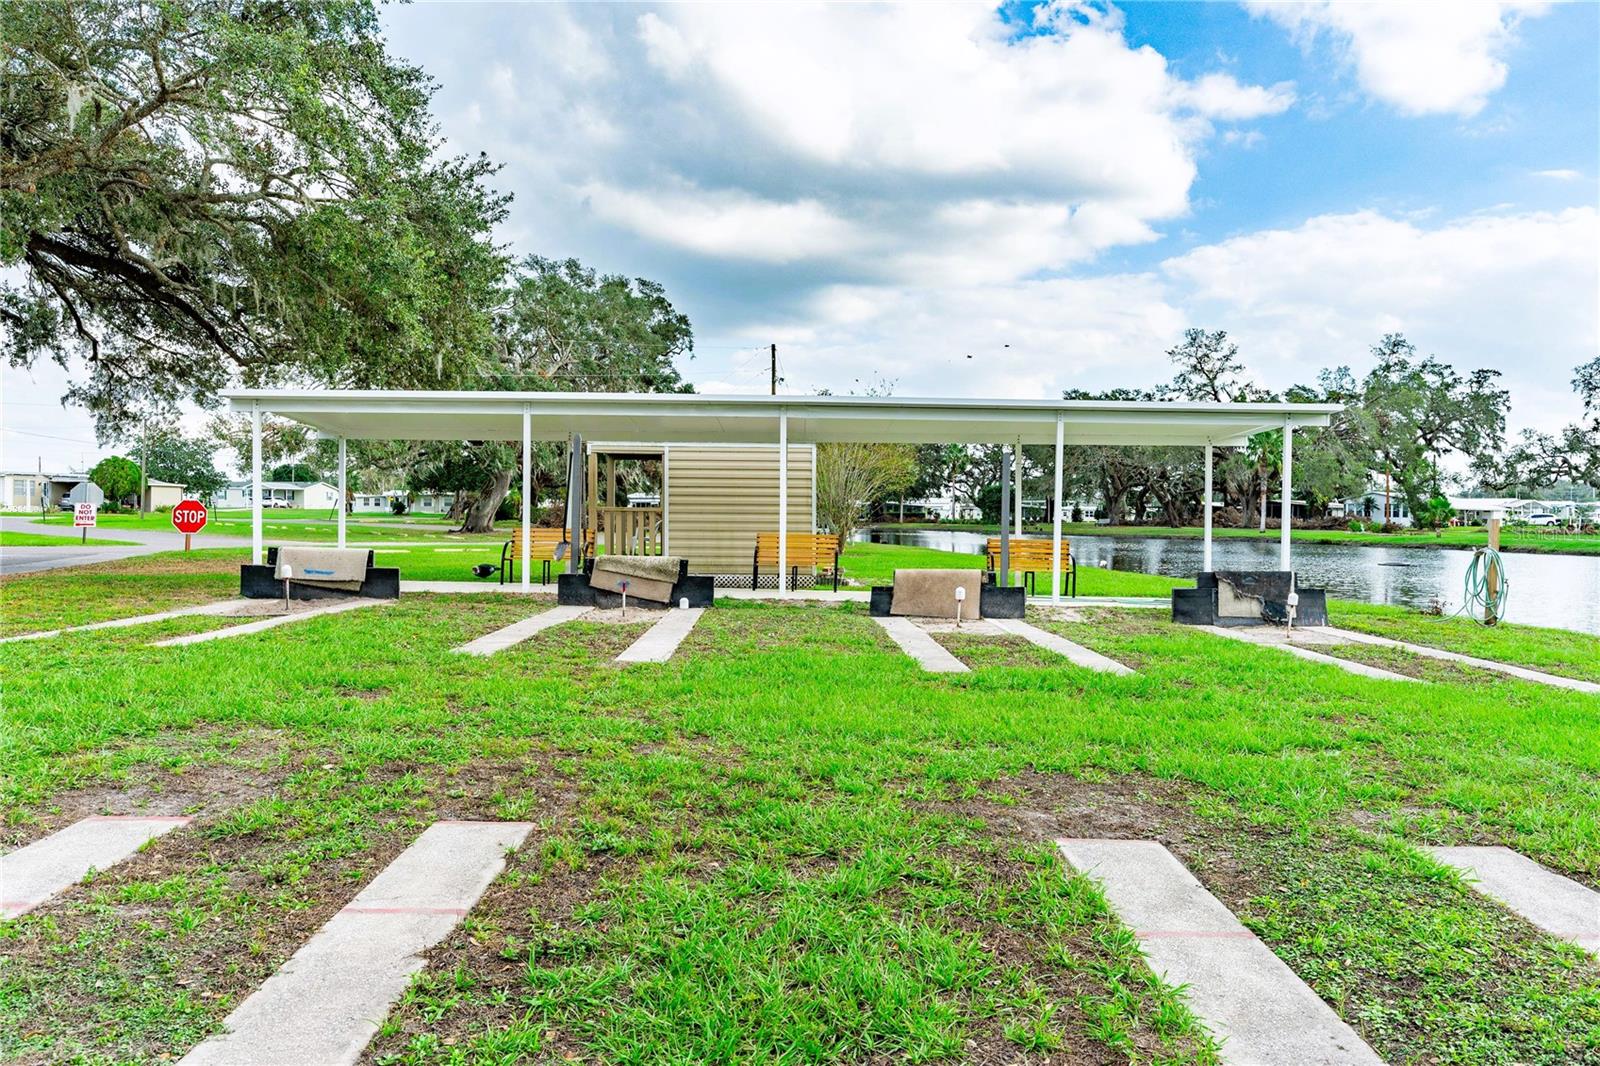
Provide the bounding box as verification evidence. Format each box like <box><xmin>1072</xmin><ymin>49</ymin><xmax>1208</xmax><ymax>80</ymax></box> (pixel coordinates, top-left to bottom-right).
<box><xmin>142</xmin><ymin>426</ymin><xmax>226</xmax><ymax>500</ymax></box>
<box><xmin>89</xmin><ymin>454</ymin><xmax>140</xmax><ymax>506</ymax></box>
<box><xmin>2</xmin><ymin>0</ymin><xmax>509</xmax><ymax>431</ymax></box>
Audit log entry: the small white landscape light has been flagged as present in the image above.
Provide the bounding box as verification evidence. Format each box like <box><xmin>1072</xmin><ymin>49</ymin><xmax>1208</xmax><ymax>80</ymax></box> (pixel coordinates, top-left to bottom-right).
<box><xmin>679</xmin><ymin>597</ymin><xmax>689</xmax><ymax>610</ymax></box>
<box><xmin>954</xmin><ymin>585</ymin><xmax>967</xmax><ymax>627</ymax></box>
<box><xmin>281</xmin><ymin>563</ymin><xmax>293</xmax><ymax>613</ymax></box>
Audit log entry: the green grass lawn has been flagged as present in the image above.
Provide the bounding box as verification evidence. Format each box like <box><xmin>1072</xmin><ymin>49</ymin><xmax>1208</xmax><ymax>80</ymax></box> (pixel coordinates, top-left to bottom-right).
<box><xmin>886</xmin><ymin>521</ymin><xmax>1600</xmax><ymax>556</ymax></box>
<box><xmin>2</xmin><ymin>553</ymin><xmax>1598</xmax><ymax>1064</ymax></box>
<box><xmin>0</xmin><ymin>530</ymin><xmax>139</xmax><ymax>547</ymax></box>
<box><xmin>1328</xmin><ymin>600</ymin><xmax>1600</xmax><ymax>684</ymax></box>
<box><xmin>25</xmin><ymin>510</ymin><xmax>501</xmax><ymax>543</ymax></box>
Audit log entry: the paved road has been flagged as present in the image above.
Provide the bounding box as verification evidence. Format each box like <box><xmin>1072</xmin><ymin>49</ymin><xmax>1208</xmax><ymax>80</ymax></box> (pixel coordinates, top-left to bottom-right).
<box><xmin>1</xmin><ymin>516</ymin><xmax>251</xmax><ymax>576</ymax></box>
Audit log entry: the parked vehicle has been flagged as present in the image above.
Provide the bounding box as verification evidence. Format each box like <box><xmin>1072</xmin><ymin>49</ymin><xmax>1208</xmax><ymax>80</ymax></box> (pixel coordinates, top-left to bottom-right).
<box><xmin>1525</xmin><ymin>513</ymin><xmax>1559</xmax><ymax>526</ymax></box>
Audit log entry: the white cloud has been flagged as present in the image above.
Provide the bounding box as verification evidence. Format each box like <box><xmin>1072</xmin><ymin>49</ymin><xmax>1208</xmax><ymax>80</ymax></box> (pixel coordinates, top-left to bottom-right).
<box><xmin>567</xmin><ymin>1</ymin><xmax>1291</xmax><ymax>284</ymax></box>
<box><xmin>1533</xmin><ymin>168</ymin><xmax>1582</xmax><ymax>180</ymax></box>
<box><xmin>1173</xmin><ymin>73</ymin><xmax>1296</xmax><ymax>120</ymax></box>
<box><xmin>579</xmin><ymin>183</ymin><xmax>862</xmax><ymax>264</ymax></box>
<box><xmin>742</xmin><ymin>207</ymin><xmax>1596</xmax><ymax>434</ymax></box>
<box><xmin>1248</xmin><ymin>1</ymin><xmax>1550</xmax><ymax>117</ymax></box>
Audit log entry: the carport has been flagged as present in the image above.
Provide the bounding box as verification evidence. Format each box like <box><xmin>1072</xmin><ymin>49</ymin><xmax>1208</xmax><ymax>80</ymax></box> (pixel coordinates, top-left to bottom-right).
<box><xmin>223</xmin><ymin>390</ymin><xmax>1339</xmax><ymax>599</ymax></box>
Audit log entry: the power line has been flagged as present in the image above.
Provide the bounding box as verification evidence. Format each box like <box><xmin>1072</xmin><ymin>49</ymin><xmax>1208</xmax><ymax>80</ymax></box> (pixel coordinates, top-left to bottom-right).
<box><xmin>2</xmin><ymin>427</ymin><xmax>100</xmax><ymax>445</ymax></box>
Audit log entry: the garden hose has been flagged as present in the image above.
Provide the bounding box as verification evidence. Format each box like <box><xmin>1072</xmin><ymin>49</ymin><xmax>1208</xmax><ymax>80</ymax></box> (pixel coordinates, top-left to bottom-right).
<box><xmin>1459</xmin><ymin>546</ymin><xmax>1509</xmax><ymax>625</ymax></box>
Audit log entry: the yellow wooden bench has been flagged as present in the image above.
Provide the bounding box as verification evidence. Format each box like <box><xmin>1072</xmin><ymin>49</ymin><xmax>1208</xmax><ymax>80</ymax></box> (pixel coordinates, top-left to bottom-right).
<box><xmin>753</xmin><ymin>532</ymin><xmax>842</xmax><ymax>591</ymax></box>
<box><xmin>986</xmin><ymin>536</ymin><xmax>1075</xmax><ymax>597</ymax></box>
<box><xmin>500</xmin><ymin>527</ymin><xmax>596</xmax><ymax>585</ymax></box>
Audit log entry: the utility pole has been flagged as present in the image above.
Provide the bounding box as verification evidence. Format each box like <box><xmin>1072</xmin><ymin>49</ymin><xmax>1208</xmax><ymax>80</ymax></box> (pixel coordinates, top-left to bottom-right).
<box><xmin>770</xmin><ymin>343</ymin><xmax>777</xmax><ymax>396</ymax></box>
<box><xmin>138</xmin><ymin>422</ymin><xmax>149</xmax><ymax>515</ymax></box>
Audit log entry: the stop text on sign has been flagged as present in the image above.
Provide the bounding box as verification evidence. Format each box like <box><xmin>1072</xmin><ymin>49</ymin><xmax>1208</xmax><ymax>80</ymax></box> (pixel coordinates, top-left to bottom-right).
<box><xmin>171</xmin><ymin>500</ymin><xmax>209</xmax><ymax>535</ymax></box>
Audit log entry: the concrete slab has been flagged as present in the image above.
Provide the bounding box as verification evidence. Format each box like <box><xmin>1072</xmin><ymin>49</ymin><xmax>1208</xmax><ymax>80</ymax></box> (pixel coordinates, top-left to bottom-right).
<box><xmin>987</xmin><ymin>618</ymin><xmax>1135</xmax><ymax>675</ymax></box>
<box><xmin>178</xmin><ymin>820</ymin><xmax>532</xmax><ymax>1066</ymax></box>
<box><xmin>1329</xmin><ymin>628</ymin><xmax>1600</xmax><ymax>695</ymax></box>
<box><xmin>872</xmin><ymin>616</ymin><xmax>970</xmax><ymax>674</ymax></box>
<box><xmin>616</xmin><ymin>607</ymin><xmax>704</xmax><ymax>663</ymax></box>
<box><xmin>1</xmin><ymin>815</ymin><xmax>192</xmax><ymax>918</ymax></box>
<box><xmin>0</xmin><ymin>599</ymin><xmax>254</xmax><ymax>644</ymax></box>
<box><xmin>1426</xmin><ymin>845</ymin><xmax>1599</xmax><ymax>954</ymax></box>
<box><xmin>452</xmin><ymin>604</ymin><xmax>592</xmax><ymax>655</ymax></box>
<box><xmin>1204</xmin><ymin>625</ymin><xmax>1418</xmax><ymax>683</ymax></box>
<box><xmin>151</xmin><ymin>598</ymin><xmax>382</xmax><ymax>647</ymax></box>
<box><xmin>1058</xmin><ymin>839</ymin><xmax>1382</xmax><ymax>1066</ymax></box>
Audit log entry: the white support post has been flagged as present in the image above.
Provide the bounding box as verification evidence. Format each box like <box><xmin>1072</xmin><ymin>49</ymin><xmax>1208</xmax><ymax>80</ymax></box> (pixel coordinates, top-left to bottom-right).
<box><xmin>521</xmin><ymin>406</ymin><xmax>532</xmax><ymax>591</ymax></box>
<box><xmin>1202</xmin><ymin>439</ymin><xmax>1213</xmax><ymax>573</ymax></box>
<box><xmin>336</xmin><ymin>437</ymin><xmax>347</xmax><ymax>550</ymax></box>
<box><xmin>250</xmin><ymin>401</ymin><xmax>263</xmax><ymax>565</ymax></box>
<box><xmin>778</xmin><ymin>410</ymin><xmax>789</xmax><ymax>600</ymax></box>
<box><xmin>1014</xmin><ymin>436</ymin><xmax>1023</xmax><ymax>536</ymax></box>
<box><xmin>1051</xmin><ymin>414</ymin><xmax>1064</xmax><ymax>604</ymax></box>
<box><xmin>1280</xmin><ymin>418</ymin><xmax>1293</xmax><ymax>572</ymax></box>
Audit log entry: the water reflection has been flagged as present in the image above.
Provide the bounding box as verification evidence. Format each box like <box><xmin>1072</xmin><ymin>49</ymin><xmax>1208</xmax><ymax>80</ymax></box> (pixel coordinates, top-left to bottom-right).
<box><xmin>854</xmin><ymin>528</ymin><xmax>1600</xmax><ymax>635</ymax></box>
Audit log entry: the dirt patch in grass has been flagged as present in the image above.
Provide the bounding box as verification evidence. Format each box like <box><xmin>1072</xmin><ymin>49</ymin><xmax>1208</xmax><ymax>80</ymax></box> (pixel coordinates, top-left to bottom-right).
<box><xmin>934</xmin><ymin>631</ymin><xmax>1066</xmax><ymax>670</ymax></box>
<box><xmin>937</xmin><ymin>771</ymin><xmax>1600</xmax><ymax>1066</ymax></box>
<box><xmin>1034</xmin><ymin>608</ymin><xmax>1172</xmax><ymax>670</ymax></box>
<box><xmin>1321</xmin><ymin>643</ymin><xmax>1515</xmax><ymax>686</ymax></box>
<box><xmin>0</xmin><ymin>730</ymin><xmax>297</xmax><ymax>849</ymax></box>
<box><xmin>365</xmin><ymin>766</ymin><xmax>1218</xmax><ymax>1066</ymax></box>
<box><xmin>0</xmin><ymin>755</ymin><xmax>583</xmax><ymax>1066</ymax></box>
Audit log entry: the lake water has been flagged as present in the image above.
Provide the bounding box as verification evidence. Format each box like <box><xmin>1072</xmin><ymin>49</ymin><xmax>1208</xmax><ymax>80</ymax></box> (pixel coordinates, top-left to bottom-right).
<box><xmin>854</xmin><ymin>528</ymin><xmax>1600</xmax><ymax>635</ymax></box>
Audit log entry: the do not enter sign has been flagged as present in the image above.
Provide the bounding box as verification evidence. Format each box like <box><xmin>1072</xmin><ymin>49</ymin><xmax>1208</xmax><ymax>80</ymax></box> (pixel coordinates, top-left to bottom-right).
<box><xmin>172</xmin><ymin>500</ymin><xmax>208</xmax><ymax>536</ymax></box>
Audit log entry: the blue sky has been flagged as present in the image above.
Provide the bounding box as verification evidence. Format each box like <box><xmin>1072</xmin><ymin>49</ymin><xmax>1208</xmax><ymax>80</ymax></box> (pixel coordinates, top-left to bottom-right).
<box><xmin>4</xmin><ymin>1</ymin><xmax>1596</xmax><ymax>470</ymax></box>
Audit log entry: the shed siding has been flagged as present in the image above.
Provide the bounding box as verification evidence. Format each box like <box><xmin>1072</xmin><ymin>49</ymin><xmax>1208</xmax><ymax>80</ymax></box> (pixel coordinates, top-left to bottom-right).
<box><xmin>665</xmin><ymin>445</ymin><xmax>814</xmax><ymax>573</ymax></box>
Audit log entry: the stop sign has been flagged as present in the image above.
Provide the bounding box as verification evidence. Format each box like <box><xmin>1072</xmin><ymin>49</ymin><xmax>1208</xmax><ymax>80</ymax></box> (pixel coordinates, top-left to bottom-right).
<box><xmin>171</xmin><ymin>499</ymin><xmax>208</xmax><ymax>535</ymax></box>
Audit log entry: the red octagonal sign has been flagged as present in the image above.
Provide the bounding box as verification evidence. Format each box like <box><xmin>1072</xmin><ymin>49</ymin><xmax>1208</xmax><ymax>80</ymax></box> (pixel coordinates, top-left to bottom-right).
<box><xmin>171</xmin><ymin>500</ymin><xmax>209</xmax><ymax>535</ymax></box>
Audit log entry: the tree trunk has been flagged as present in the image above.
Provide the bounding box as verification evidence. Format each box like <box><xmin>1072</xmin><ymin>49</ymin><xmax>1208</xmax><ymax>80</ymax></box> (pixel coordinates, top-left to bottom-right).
<box><xmin>1258</xmin><ymin>484</ymin><xmax>1268</xmax><ymax>532</ymax></box>
<box><xmin>447</xmin><ymin>489</ymin><xmax>468</xmax><ymax>524</ymax></box>
<box><xmin>460</xmin><ymin>467</ymin><xmax>514</xmax><ymax>533</ymax></box>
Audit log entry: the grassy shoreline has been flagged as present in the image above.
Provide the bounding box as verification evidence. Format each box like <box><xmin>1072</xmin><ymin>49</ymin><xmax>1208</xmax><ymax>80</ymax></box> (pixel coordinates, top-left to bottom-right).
<box><xmin>872</xmin><ymin>521</ymin><xmax>1600</xmax><ymax>556</ymax></box>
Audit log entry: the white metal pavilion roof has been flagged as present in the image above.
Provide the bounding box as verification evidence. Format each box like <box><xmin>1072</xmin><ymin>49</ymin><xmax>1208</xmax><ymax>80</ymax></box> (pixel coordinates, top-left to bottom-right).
<box><xmin>225</xmin><ymin>390</ymin><xmax>1338</xmax><ymax>447</ymax></box>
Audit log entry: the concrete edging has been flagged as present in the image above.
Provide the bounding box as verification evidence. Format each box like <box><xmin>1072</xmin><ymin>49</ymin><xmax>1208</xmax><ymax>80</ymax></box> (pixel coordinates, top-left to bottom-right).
<box><xmin>1058</xmin><ymin>839</ymin><xmax>1383</xmax><ymax>1065</ymax></box>
<box><xmin>1</xmin><ymin>815</ymin><xmax>192</xmax><ymax>918</ymax></box>
<box><xmin>1427</xmin><ymin>845</ymin><xmax>1599</xmax><ymax>954</ymax></box>
<box><xmin>872</xmin><ymin>616</ymin><xmax>970</xmax><ymax>673</ymax></box>
<box><xmin>1203</xmin><ymin>625</ymin><xmax>1418</xmax><ymax>683</ymax></box>
<box><xmin>615</xmin><ymin>608</ymin><xmax>704</xmax><ymax>663</ymax></box>
<box><xmin>988</xmin><ymin>618</ymin><xmax>1134</xmax><ymax>675</ymax></box>
<box><xmin>452</xmin><ymin>604</ymin><xmax>593</xmax><ymax>655</ymax></box>
<box><xmin>178</xmin><ymin>820</ymin><xmax>532</xmax><ymax>1066</ymax></box>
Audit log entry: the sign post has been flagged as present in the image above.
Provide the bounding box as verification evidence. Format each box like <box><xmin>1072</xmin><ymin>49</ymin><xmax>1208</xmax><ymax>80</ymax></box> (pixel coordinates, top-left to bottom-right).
<box><xmin>1486</xmin><ymin>514</ymin><xmax>1502</xmax><ymax>626</ymax></box>
<box><xmin>73</xmin><ymin>501</ymin><xmax>97</xmax><ymax>543</ymax></box>
<box><xmin>171</xmin><ymin>499</ymin><xmax>209</xmax><ymax>552</ymax></box>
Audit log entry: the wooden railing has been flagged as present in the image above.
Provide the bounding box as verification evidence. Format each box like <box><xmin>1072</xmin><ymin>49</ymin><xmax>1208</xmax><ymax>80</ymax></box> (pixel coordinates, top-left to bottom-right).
<box><xmin>600</xmin><ymin>507</ymin><xmax>664</xmax><ymax>555</ymax></box>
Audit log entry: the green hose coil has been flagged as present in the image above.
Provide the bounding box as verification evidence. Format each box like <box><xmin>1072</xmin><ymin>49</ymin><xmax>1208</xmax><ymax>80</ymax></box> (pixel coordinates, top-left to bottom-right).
<box><xmin>1459</xmin><ymin>546</ymin><xmax>1510</xmax><ymax>625</ymax></box>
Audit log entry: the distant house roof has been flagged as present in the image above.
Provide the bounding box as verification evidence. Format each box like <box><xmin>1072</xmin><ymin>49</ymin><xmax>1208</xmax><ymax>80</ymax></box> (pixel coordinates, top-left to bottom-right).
<box><xmin>227</xmin><ymin>479</ymin><xmax>333</xmax><ymax>490</ymax></box>
<box><xmin>146</xmin><ymin>478</ymin><xmax>186</xmax><ymax>488</ymax></box>
<box><xmin>1</xmin><ymin>470</ymin><xmax>88</xmax><ymax>482</ymax></box>
<box><xmin>1447</xmin><ymin>497</ymin><xmax>1534</xmax><ymax>511</ymax></box>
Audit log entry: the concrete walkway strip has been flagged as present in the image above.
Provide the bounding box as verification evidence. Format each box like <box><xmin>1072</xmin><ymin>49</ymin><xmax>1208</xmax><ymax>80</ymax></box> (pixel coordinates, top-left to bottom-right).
<box><xmin>1203</xmin><ymin>625</ymin><xmax>1418</xmax><ymax>683</ymax></box>
<box><xmin>152</xmin><ymin>598</ymin><xmax>383</xmax><ymax>647</ymax></box>
<box><xmin>453</xmin><ymin>604</ymin><xmax>593</xmax><ymax>655</ymax></box>
<box><xmin>1</xmin><ymin>815</ymin><xmax>192</xmax><ymax>919</ymax></box>
<box><xmin>872</xmin><ymin>616</ymin><xmax>970</xmax><ymax>674</ymax></box>
<box><xmin>178</xmin><ymin>820</ymin><xmax>532</xmax><ymax>1066</ymax></box>
<box><xmin>1058</xmin><ymin>839</ymin><xmax>1382</xmax><ymax>1066</ymax></box>
<box><xmin>1328</xmin><ymin>628</ymin><xmax>1600</xmax><ymax>694</ymax></box>
<box><xmin>616</xmin><ymin>607</ymin><xmax>704</xmax><ymax>663</ymax></box>
<box><xmin>0</xmin><ymin>599</ymin><xmax>254</xmax><ymax>645</ymax></box>
<box><xmin>987</xmin><ymin>618</ymin><xmax>1134</xmax><ymax>675</ymax></box>
<box><xmin>1427</xmin><ymin>845</ymin><xmax>1599</xmax><ymax>954</ymax></box>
